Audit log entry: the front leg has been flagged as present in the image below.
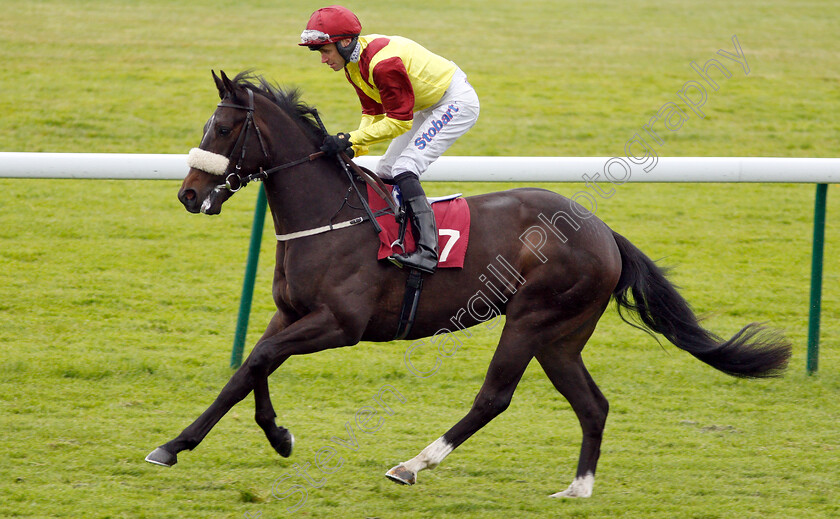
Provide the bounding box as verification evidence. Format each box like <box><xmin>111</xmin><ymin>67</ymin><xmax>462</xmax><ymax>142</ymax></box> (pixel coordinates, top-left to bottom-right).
<box><xmin>252</xmin><ymin>310</ymin><xmax>295</xmax><ymax>457</ymax></box>
<box><xmin>254</xmin><ymin>374</ymin><xmax>294</xmax><ymax>458</ymax></box>
<box><xmin>145</xmin><ymin>307</ymin><xmax>361</xmax><ymax>467</ymax></box>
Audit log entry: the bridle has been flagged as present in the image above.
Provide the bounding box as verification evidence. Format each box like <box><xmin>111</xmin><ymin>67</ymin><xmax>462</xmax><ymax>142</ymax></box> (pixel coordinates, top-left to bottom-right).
<box><xmin>215</xmin><ymin>88</ymin><xmax>324</xmax><ymax>193</ymax></box>
<box><xmin>206</xmin><ymin>86</ymin><xmax>400</xmax><ymax>228</ymax></box>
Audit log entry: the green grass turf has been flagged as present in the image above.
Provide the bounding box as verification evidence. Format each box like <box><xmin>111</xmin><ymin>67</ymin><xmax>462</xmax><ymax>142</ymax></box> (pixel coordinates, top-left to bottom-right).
<box><xmin>1</xmin><ymin>1</ymin><xmax>838</xmax><ymax>518</ymax></box>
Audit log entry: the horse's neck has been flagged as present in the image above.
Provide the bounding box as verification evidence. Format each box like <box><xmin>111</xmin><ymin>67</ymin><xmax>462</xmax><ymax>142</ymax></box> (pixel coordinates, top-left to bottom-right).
<box><xmin>258</xmin><ymin>104</ymin><xmax>366</xmax><ymax>237</ymax></box>
<box><xmin>263</xmin><ymin>160</ymin><xmax>360</xmax><ymax>237</ymax></box>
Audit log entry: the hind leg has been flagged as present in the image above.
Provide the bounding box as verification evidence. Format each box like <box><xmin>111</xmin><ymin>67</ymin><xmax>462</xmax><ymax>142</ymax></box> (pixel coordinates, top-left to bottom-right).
<box><xmin>386</xmin><ymin>327</ymin><xmax>534</xmax><ymax>485</ymax></box>
<box><xmin>535</xmin><ymin>341</ymin><xmax>609</xmax><ymax>498</ymax></box>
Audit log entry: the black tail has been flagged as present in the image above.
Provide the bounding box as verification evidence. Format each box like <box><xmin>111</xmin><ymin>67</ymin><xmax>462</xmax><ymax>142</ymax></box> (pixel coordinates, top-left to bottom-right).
<box><xmin>611</xmin><ymin>231</ymin><xmax>791</xmax><ymax>378</ymax></box>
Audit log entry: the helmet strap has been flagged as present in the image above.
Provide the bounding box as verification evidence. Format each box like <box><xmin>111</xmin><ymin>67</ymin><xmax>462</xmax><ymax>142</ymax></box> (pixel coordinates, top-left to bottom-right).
<box><xmin>337</xmin><ymin>36</ymin><xmax>360</xmax><ymax>64</ymax></box>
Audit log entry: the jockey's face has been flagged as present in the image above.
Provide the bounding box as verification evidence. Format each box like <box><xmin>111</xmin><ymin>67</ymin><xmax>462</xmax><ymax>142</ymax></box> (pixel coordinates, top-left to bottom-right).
<box><xmin>317</xmin><ymin>39</ymin><xmax>352</xmax><ymax>71</ymax></box>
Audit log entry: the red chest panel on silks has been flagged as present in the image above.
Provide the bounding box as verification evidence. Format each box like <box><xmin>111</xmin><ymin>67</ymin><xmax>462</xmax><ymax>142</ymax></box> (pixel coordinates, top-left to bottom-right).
<box><xmin>366</xmin><ymin>185</ymin><xmax>470</xmax><ymax>268</ymax></box>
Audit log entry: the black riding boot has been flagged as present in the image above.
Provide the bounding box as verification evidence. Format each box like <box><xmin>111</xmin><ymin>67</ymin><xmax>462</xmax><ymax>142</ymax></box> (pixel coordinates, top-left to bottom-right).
<box><xmin>389</xmin><ymin>173</ymin><xmax>439</xmax><ymax>274</ymax></box>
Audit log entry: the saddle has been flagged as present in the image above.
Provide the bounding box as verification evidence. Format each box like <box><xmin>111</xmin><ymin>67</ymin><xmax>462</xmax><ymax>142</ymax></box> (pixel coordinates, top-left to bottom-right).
<box><xmin>366</xmin><ymin>183</ymin><xmax>470</xmax><ymax>269</ymax></box>
<box><xmin>350</xmin><ymin>161</ymin><xmax>471</xmax><ymax>340</ymax></box>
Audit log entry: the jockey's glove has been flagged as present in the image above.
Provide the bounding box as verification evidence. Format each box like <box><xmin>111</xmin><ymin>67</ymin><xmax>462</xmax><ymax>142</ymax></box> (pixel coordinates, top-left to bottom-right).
<box><xmin>321</xmin><ymin>133</ymin><xmax>354</xmax><ymax>156</ymax></box>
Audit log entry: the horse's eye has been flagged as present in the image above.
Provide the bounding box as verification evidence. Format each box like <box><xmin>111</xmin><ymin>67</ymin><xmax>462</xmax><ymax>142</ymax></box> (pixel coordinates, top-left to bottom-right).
<box><xmin>219</xmin><ymin>126</ymin><xmax>232</xmax><ymax>136</ymax></box>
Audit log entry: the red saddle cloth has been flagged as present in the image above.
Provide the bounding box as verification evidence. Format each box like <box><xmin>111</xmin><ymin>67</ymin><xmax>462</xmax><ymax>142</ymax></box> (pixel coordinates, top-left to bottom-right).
<box><xmin>366</xmin><ymin>185</ymin><xmax>470</xmax><ymax>269</ymax></box>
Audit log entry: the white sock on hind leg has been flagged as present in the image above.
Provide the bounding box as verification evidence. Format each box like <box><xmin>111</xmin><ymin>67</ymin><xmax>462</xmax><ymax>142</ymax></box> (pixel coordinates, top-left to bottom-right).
<box><xmin>402</xmin><ymin>436</ymin><xmax>454</xmax><ymax>474</ymax></box>
<box><xmin>550</xmin><ymin>472</ymin><xmax>594</xmax><ymax>498</ymax></box>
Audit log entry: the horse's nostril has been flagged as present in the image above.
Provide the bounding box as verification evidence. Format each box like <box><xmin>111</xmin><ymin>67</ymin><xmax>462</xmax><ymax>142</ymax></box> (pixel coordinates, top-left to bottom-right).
<box><xmin>178</xmin><ymin>189</ymin><xmax>200</xmax><ymax>213</ymax></box>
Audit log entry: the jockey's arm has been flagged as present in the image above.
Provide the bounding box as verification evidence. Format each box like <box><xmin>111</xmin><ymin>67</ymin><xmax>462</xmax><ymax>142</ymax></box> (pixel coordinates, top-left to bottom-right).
<box><xmin>348</xmin><ymin>57</ymin><xmax>415</xmax><ymax>156</ymax></box>
<box><xmin>349</xmin><ymin>114</ymin><xmax>412</xmax><ymax>157</ymax></box>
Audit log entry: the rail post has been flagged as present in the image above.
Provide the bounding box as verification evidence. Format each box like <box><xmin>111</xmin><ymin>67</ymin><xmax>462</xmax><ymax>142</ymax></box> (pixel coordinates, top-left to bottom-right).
<box><xmin>230</xmin><ymin>184</ymin><xmax>268</xmax><ymax>368</ymax></box>
<box><xmin>807</xmin><ymin>183</ymin><xmax>828</xmax><ymax>375</ymax></box>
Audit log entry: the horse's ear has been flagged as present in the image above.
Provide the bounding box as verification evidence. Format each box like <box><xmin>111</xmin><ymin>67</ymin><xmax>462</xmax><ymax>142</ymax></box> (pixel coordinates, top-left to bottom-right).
<box><xmin>220</xmin><ymin>70</ymin><xmax>239</xmax><ymax>101</ymax></box>
<box><xmin>212</xmin><ymin>70</ymin><xmax>225</xmax><ymax>100</ymax></box>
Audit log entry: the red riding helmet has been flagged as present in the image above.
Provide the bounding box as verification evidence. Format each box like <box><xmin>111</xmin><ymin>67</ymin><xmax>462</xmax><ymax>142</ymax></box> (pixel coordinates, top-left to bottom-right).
<box><xmin>299</xmin><ymin>6</ymin><xmax>362</xmax><ymax>47</ymax></box>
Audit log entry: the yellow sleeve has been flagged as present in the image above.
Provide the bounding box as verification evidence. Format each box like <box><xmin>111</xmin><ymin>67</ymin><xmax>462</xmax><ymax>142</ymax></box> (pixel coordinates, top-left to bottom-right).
<box><xmin>349</xmin><ymin>115</ymin><xmax>413</xmax><ymax>155</ymax></box>
<box><xmin>349</xmin><ymin>114</ymin><xmax>378</xmax><ymax>157</ymax></box>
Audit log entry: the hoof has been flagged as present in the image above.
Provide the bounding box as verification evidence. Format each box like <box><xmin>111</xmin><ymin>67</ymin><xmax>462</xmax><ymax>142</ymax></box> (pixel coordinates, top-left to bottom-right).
<box><xmin>268</xmin><ymin>426</ymin><xmax>294</xmax><ymax>458</ymax></box>
<box><xmin>145</xmin><ymin>447</ymin><xmax>177</xmax><ymax>467</ymax></box>
<box><xmin>549</xmin><ymin>490</ymin><xmax>586</xmax><ymax>499</ymax></box>
<box><xmin>385</xmin><ymin>464</ymin><xmax>416</xmax><ymax>485</ymax></box>
<box><xmin>549</xmin><ymin>474</ymin><xmax>594</xmax><ymax>498</ymax></box>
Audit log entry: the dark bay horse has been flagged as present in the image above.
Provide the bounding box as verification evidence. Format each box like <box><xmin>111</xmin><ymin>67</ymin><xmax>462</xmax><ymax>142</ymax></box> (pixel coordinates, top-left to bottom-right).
<box><xmin>146</xmin><ymin>70</ymin><xmax>791</xmax><ymax>498</ymax></box>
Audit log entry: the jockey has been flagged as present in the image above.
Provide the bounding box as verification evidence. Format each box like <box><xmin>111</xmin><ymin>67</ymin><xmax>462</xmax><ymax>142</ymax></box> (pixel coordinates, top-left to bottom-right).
<box><xmin>300</xmin><ymin>5</ymin><xmax>480</xmax><ymax>274</ymax></box>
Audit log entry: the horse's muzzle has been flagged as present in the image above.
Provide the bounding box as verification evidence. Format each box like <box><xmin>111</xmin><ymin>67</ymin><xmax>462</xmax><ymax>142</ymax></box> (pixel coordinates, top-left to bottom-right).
<box><xmin>178</xmin><ymin>187</ymin><xmax>201</xmax><ymax>213</ymax></box>
<box><xmin>178</xmin><ymin>168</ymin><xmax>231</xmax><ymax>215</ymax></box>
<box><xmin>197</xmin><ymin>186</ymin><xmax>228</xmax><ymax>215</ymax></box>
<box><xmin>178</xmin><ymin>185</ymin><xmax>228</xmax><ymax>215</ymax></box>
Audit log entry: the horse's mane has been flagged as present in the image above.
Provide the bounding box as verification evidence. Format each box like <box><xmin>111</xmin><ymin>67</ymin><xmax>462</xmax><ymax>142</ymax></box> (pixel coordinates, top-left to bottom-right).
<box><xmin>230</xmin><ymin>71</ymin><xmax>326</xmax><ymax>141</ymax></box>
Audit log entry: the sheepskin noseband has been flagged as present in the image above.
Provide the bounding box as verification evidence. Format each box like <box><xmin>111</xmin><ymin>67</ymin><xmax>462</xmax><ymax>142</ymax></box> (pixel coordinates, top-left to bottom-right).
<box><xmin>187</xmin><ymin>148</ymin><xmax>230</xmax><ymax>176</ymax></box>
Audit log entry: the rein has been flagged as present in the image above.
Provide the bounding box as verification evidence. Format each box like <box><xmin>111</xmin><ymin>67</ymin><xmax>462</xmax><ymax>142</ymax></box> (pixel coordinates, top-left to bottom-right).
<box><xmin>305</xmin><ymin>107</ymin><xmax>398</xmax><ymax>217</ymax></box>
<box><xmin>208</xmin><ymin>88</ymin><xmax>399</xmax><ymax>238</ymax></box>
<box><xmin>229</xmin><ymin>150</ymin><xmax>327</xmax><ymax>192</ymax></box>
<box><xmin>340</xmin><ymin>151</ymin><xmax>399</xmax><ymax>216</ymax></box>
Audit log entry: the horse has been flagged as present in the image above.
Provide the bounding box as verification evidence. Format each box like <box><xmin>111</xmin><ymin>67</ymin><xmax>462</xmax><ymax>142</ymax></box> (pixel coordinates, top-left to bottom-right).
<box><xmin>145</xmin><ymin>70</ymin><xmax>791</xmax><ymax>498</ymax></box>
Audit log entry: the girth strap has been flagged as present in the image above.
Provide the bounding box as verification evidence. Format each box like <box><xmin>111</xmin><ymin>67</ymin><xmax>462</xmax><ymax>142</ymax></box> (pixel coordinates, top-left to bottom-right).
<box><xmin>394</xmin><ymin>269</ymin><xmax>424</xmax><ymax>340</ymax></box>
